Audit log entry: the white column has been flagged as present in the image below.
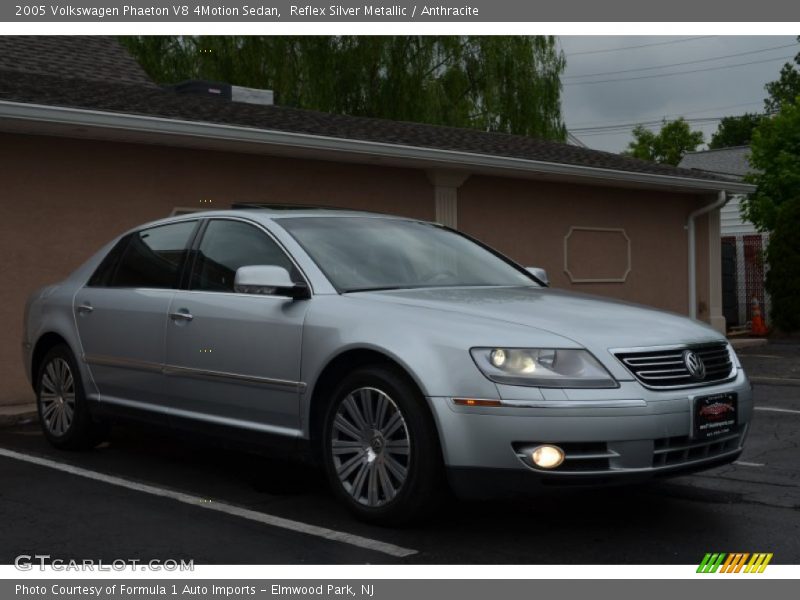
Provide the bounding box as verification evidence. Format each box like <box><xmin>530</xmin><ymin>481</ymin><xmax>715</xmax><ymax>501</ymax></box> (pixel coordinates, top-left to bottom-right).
<box><xmin>426</xmin><ymin>170</ymin><xmax>470</xmax><ymax>228</ymax></box>
<box><xmin>708</xmin><ymin>208</ymin><xmax>726</xmax><ymax>333</ymax></box>
<box><xmin>736</xmin><ymin>234</ymin><xmax>747</xmax><ymax>326</ymax></box>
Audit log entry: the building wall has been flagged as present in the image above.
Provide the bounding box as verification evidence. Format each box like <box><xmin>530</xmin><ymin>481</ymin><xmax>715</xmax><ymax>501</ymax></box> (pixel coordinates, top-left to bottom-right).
<box><xmin>0</xmin><ymin>132</ymin><xmax>714</xmax><ymax>406</ymax></box>
<box><xmin>721</xmin><ymin>194</ymin><xmax>758</xmax><ymax>236</ymax></box>
<box><xmin>0</xmin><ymin>133</ymin><xmax>433</xmax><ymax>406</ymax></box>
<box><xmin>458</xmin><ymin>176</ymin><xmax>712</xmax><ymax>318</ymax></box>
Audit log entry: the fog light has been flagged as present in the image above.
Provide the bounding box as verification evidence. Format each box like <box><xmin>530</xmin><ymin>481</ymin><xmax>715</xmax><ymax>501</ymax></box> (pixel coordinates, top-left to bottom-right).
<box><xmin>531</xmin><ymin>444</ymin><xmax>564</xmax><ymax>469</ymax></box>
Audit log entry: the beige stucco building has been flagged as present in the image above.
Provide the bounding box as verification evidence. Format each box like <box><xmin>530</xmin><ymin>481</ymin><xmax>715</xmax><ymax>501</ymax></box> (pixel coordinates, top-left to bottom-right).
<box><xmin>0</xmin><ymin>36</ymin><xmax>754</xmax><ymax>407</ymax></box>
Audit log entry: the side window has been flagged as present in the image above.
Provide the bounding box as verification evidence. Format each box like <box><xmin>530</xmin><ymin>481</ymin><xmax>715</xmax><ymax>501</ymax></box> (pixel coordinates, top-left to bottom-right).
<box><xmin>191</xmin><ymin>220</ymin><xmax>296</xmax><ymax>292</ymax></box>
<box><xmin>109</xmin><ymin>221</ymin><xmax>197</xmax><ymax>289</ymax></box>
<box><xmin>87</xmin><ymin>235</ymin><xmax>130</xmax><ymax>287</ymax></box>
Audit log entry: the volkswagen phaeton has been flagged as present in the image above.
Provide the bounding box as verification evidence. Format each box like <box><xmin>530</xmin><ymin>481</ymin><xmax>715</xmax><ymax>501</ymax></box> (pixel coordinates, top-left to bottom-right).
<box><xmin>22</xmin><ymin>207</ymin><xmax>751</xmax><ymax>523</ymax></box>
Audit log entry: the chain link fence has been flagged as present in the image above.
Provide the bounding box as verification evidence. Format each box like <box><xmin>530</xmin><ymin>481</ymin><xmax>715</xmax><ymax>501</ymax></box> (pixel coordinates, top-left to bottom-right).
<box><xmin>721</xmin><ymin>233</ymin><xmax>770</xmax><ymax>332</ymax></box>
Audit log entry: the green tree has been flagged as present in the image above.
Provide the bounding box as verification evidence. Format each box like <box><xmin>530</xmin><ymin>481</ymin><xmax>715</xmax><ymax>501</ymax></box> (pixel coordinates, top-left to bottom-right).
<box><xmin>764</xmin><ymin>199</ymin><xmax>800</xmax><ymax>332</ymax></box>
<box><xmin>623</xmin><ymin>118</ymin><xmax>704</xmax><ymax>165</ymax></box>
<box><xmin>708</xmin><ymin>113</ymin><xmax>765</xmax><ymax>149</ymax></box>
<box><xmin>743</xmin><ymin>100</ymin><xmax>800</xmax><ymax>231</ymax></box>
<box><xmin>764</xmin><ymin>36</ymin><xmax>800</xmax><ymax>113</ymax></box>
<box><xmin>119</xmin><ymin>36</ymin><xmax>567</xmax><ymax>140</ymax></box>
<box><xmin>744</xmin><ymin>99</ymin><xmax>800</xmax><ymax>332</ymax></box>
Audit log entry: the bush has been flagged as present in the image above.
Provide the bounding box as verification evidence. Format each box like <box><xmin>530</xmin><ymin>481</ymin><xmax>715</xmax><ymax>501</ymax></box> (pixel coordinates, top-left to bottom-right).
<box><xmin>765</xmin><ymin>199</ymin><xmax>800</xmax><ymax>333</ymax></box>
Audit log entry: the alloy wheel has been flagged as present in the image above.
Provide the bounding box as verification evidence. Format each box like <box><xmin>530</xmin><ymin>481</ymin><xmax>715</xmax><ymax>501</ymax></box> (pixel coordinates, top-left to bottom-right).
<box><xmin>39</xmin><ymin>357</ymin><xmax>76</xmax><ymax>437</ymax></box>
<box><xmin>330</xmin><ymin>386</ymin><xmax>411</xmax><ymax>507</ymax></box>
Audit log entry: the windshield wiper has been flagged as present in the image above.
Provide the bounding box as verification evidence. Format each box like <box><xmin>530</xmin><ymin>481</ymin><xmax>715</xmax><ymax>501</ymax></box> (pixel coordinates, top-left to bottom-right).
<box><xmin>341</xmin><ymin>286</ymin><xmax>412</xmax><ymax>293</ymax></box>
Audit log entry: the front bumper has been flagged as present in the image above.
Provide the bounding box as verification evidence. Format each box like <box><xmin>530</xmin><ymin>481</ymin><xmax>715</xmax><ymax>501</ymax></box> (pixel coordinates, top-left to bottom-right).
<box><xmin>428</xmin><ymin>369</ymin><xmax>752</xmax><ymax>498</ymax></box>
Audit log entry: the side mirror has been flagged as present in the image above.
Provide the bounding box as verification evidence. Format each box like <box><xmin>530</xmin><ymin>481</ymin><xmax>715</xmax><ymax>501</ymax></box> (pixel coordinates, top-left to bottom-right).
<box><xmin>526</xmin><ymin>267</ymin><xmax>549</xmax><ymax>286</ymax></box>
<box><xmin>234</xmin><ymin>266</ymin><xmax>310</xmax><ymax>299</ymax></box>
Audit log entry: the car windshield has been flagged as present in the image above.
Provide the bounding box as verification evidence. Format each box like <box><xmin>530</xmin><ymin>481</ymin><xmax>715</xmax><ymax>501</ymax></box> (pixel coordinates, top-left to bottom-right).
<box><xmin>278</xmin><ymin>216</ymin><xmax>537</xmax><ymax>292</ymax></box>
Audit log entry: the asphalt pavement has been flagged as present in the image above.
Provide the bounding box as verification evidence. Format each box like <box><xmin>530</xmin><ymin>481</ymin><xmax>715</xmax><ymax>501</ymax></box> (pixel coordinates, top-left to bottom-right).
<box><xmin>0</xmin><ymin>343</ymin><xmax>798</xmax><ymax>565</ymax></box>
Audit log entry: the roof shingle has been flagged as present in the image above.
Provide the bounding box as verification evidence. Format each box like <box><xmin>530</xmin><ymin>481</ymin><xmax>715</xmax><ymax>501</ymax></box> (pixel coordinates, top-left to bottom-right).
<box><xmin>679</xmin><ymin>146</ymin><xmax>752</xmax><ymax>179</ymax></box>
<box><xmin>0</xmin><ymin>36</ymin><xmax>155</xmax><ymax>87</ymax></box>
<box><xmin>0</xmin><ymin>36</ymin><xmax>733</xmax><ymax>185</ymax></box>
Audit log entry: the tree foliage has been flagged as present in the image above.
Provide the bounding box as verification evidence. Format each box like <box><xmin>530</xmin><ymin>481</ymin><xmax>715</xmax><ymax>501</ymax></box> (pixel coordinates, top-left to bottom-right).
<box><xmin>764</xmin><ymin>199</ymin><xmax>800</xmax><ymax>332</ymax></box>
<box><xmin>623</xmin><ymin>118</ymin><xmax>704</xmax><ymax>165</ymax></box>
<box><xmin>743</xmin><ymin>100</ymin><xmax>800</xmax><ymax>231</ymax></box>
<box><xmin>119</xmin><ymin>36</ymin><xmax>567</xmax><ymax>140</ymax></box>
<box><xmin>764</xmin><ymin>36</ymin><xmax>800</xmax><ymax>113</ymax></box>
<box><xmin>747</xmin><ymin>52</ymin><xmax>800</xmax><ymax>331</ymax></box>
<box><xmin>708</xmin><ymin>113</ymin><xmax>765</xmax><ymax>149</ymax></box>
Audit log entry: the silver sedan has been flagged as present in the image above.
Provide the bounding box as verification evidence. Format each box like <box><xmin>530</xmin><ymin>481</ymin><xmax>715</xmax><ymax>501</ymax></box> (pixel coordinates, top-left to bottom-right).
<box><xmin>22</xmin><ymin>207</ymin><xmax>752</xmax><ymax>523</ymax></box>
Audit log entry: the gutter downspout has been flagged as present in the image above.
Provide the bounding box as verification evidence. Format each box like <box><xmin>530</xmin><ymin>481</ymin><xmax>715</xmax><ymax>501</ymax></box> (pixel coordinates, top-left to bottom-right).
<box><xmin>687</xmin><ymin>190</ymin><xmax>729</xmax><ymax>320</ymax></box>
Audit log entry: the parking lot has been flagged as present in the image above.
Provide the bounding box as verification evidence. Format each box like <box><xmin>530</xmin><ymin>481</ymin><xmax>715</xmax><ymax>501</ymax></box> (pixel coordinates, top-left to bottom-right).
<box><xmin>1</xmin><ymin>342</ymin><xmax>798</xmax><ymax>565</ymax></box>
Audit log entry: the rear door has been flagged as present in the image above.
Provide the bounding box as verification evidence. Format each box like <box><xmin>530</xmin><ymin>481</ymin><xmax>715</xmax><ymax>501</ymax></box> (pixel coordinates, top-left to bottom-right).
<box><xmin>74</xmin><ymin>220</ymin><xmax>199</xmax><ymax>413</ymax></box>
<box><xmin>163</xmin><ymin>218</ymin><xmax>310</xmax><ymax>435</ymax></box>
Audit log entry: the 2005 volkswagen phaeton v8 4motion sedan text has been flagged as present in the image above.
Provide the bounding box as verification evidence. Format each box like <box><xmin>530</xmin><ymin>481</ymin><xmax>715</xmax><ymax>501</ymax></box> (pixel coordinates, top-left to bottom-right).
<box><xmin>22</xmin><ymin>206</ymin><xmax>752</xmax><ymax>523</ymax></box>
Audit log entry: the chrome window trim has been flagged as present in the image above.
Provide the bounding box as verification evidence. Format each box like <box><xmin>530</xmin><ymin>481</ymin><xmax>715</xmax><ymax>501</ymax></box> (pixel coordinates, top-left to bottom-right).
<box><xmin>79</xmin><ymin>215</ymin><xmax>315</xmax><ymax>296</ymax></box>
<box><xmin>77</xmin><ymin>287</ymin><xmax>296</xmax><ymax>301</ymax></box>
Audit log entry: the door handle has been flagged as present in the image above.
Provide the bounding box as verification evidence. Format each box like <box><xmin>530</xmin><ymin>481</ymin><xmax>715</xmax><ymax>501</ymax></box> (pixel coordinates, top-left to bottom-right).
<box><xmin>77</xmin><ymin>303</ymin><xmax>94</xmax><ymax>314</ymax></box>
<box><xmin>169</xmin><ymin>310</ymin><xmax>193</xmax><ymax>322</ymax></box>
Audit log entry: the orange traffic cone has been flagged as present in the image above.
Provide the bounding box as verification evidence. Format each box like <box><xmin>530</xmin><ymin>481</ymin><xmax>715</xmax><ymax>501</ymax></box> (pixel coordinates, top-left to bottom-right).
<box><xmin>751</xmin><ymin>297</ymin><xmax>768</xmax><ymax>336</ymax></box>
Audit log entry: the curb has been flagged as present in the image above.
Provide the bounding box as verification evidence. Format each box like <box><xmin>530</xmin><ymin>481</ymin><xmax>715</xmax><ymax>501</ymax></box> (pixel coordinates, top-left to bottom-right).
<box><xmin>0</xmin><ymin>404</ymin><xmax>38</xmax><ymax>428</ymax></box>
<box><xmin>729</xmin><ymin>338</ymin><xmax>768</xmax><ymax>349</ymax></box>
<box><xmin>750</xmin><ymin>376</ymin><xmax>800</xmax><ymax>388</ymax></box>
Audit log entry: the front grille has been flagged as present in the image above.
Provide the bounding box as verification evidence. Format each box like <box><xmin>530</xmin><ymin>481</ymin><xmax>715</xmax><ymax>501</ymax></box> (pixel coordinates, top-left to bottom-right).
<box><xmin>652</xmin><ymin>426</ymin><xmax>744</xmax><ymax>468</ymax></box>
<box><xmin>614</xmin><ymin>342</ymin><xmax>734</xmax><ymax>389</ymax></box>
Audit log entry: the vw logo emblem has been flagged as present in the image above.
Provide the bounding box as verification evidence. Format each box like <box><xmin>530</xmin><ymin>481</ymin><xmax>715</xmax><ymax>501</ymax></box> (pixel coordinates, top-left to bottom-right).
<box><xmin>683</xmin><ymin>350</ymin><xmax>706</xmax><ymax>380</ymax></box>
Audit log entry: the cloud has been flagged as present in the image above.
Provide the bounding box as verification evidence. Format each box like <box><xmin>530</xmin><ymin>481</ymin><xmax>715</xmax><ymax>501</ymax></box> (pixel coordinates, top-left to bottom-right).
<box><xmin>559</xmin><ymin>36</ymin><xmax>798</xmax><ymax>152</ymax></box>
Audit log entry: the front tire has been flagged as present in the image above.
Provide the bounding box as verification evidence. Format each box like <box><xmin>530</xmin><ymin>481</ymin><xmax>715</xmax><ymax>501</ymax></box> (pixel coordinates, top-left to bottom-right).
<box><xmin>36</xmin><ymin>344</ymin><xmax>107</xmax><ymax>450</ymax></box>
<box><xmin>322</xmin><ymin>366</ymin><xmax>443</xmax><ymax>525</ymax></box>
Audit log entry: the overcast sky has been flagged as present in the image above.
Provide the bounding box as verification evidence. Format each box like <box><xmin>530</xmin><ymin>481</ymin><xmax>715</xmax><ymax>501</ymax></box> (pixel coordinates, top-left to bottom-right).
<box><xmin>558</xmin><ymin>35</ymin><xmax>798</xmax><ymax>153</ymax></box>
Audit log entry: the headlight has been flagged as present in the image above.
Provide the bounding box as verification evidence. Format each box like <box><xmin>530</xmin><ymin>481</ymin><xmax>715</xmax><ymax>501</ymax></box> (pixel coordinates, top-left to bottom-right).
<box><xmin>470</xmin><ymin>347</ymin><xmax>617</xmax><ymax>388</ymax></box>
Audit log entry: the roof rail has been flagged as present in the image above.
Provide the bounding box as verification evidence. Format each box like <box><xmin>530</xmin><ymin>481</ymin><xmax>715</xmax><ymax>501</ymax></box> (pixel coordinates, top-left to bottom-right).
<box><xmin>230</xmin><ymin>203</ymin><xmax>384</xmax><ymax>214</ymax></box>
<box><xmin>232</xmin><ymin>203</ymin><xmax>336</xmax><ymax>210</ymax></box>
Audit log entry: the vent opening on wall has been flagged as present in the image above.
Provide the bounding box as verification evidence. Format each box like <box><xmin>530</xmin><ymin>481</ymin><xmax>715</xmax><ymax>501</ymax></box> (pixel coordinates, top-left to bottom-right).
<box><xmin>169</xmin><ymin>80</ymin><xmax>274</xmax><ymax>106</ymax></box>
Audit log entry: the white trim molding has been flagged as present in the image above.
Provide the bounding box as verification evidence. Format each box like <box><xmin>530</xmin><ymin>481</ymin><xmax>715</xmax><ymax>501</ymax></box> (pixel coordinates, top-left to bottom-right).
<box><xmin>427</xmin><ymin>169</ymin><xmax>470</xmax><ymax>228</ymax></box>
<box><xmin>563</xmin><ymin>226</ymin><xmax>632</xmax><ymax>284</ymax></box>
<box><xmin>0</xmin><ymin>100</ymin><xmax>756</xmax><ymax>195</ymax></box>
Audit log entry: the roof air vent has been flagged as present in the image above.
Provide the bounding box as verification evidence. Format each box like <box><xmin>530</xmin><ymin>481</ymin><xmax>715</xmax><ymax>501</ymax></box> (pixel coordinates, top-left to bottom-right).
<box><xmin>170</xmin><ymin>80</ymin><xmax>274</xmax><ymax>106</ymax></box>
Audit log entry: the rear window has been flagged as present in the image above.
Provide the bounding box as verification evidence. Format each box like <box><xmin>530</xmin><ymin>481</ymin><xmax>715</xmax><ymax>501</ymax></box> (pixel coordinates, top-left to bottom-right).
<box><xmin>87</xmin><ymin>236</ymin><xmax>129</xmax><ymax>287</ymax></box>
<box><xmin>102</xmin><ymin>221</ymin><xmax>197</xmax><ymax>289</ymax></box>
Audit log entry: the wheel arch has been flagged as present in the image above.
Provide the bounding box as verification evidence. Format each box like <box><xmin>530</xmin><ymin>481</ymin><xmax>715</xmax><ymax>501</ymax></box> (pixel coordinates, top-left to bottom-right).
<box><xmin>30</xmin><ymin>332</ymin><xmax>75</xmax><ymax>391</ymax></box>
<box><xmin>306</xmin><ymin>347</ymin><xmax>437</xmax><ymax>460</ymax></box>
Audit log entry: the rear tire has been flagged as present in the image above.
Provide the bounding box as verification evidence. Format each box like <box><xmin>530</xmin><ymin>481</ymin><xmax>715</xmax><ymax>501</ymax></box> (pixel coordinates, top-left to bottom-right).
<box><xmin>322</xmin><ymin>366</ymin><xmax>444</xmax><ymax>525</ymax></box>
<box><xmin>36</xmin><ymin>344</ymin><xmax>108</xmax><ymax>450</ymax></box>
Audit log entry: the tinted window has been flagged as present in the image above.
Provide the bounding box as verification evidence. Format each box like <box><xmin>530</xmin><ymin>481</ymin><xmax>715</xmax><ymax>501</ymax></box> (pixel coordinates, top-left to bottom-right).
<box><xmin>278</xmin><ymin>217</ymin><xmax>535</xmax><ymax>292</ymax></box>
<box><xmin>191</xmin><ymin>220</ymin><xmax>296</xmax><ymax>292</ymax></box>
<box><xmin>88</xmin><ymin>235</ymin><xmax>130</xmax><ymax>287</ymax></box>
<box><xmin>109</xmin><ymin>221</ymin><xmax>196</xmax><ymax>289</ymax></box>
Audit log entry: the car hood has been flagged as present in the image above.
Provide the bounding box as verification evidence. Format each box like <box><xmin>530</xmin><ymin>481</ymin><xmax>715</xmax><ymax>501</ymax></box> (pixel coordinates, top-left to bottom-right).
<box><xmin>356</xmin><ymin>286</ymin><xmax>723</xmax><ymax>352</ymax></box>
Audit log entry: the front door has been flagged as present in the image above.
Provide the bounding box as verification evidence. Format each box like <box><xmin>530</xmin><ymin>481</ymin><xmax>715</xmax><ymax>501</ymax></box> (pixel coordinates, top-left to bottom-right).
<box><xmin>163</xmin><ymin>218</ymin><xmax>309</xmax><ymax>435</ymax></box>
